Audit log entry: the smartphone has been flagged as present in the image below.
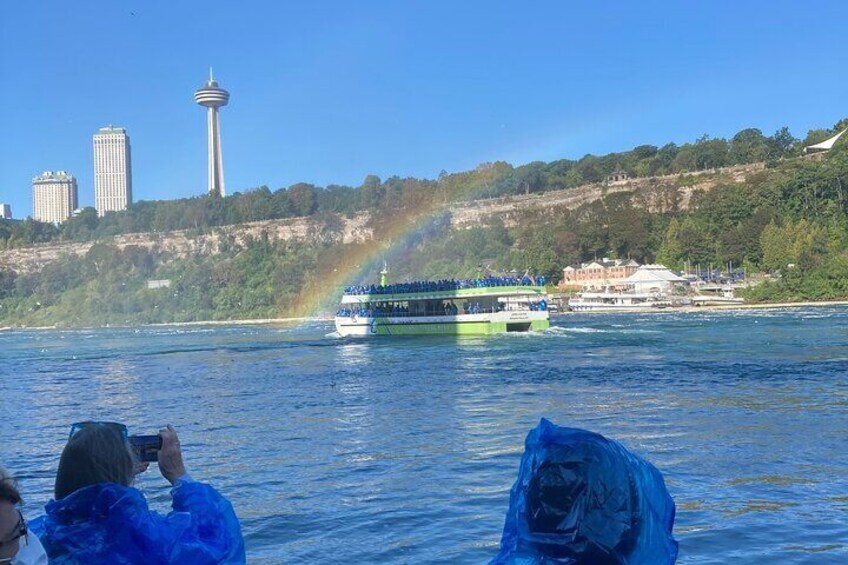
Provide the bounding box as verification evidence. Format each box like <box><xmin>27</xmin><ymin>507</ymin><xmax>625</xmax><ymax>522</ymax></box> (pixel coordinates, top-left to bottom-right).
<box><xmin>128</xmin><ymin>434</ymin><xmax>163</xmax><ymax>462</ymax></box>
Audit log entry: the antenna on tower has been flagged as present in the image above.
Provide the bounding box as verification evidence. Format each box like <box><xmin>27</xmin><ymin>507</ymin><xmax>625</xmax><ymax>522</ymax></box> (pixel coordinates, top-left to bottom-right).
<box><xmin>209</xmin><ymin>67</ymin><xmax>214</xmax><ymax>82</ymax></box>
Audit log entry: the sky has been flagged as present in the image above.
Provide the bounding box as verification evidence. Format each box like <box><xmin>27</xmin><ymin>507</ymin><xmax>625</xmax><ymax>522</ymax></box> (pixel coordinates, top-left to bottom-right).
<box><xmin>1</xmin><ymin>1</ymin><xmax>847</xmax><ymax>218</ymax></box>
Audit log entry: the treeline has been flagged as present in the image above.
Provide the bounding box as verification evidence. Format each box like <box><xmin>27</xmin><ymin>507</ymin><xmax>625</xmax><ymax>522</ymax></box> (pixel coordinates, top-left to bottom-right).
<box><xmin>2</xmin><ymin>122</ymin><xmax>839</xmax><ymax>250</ymax></box>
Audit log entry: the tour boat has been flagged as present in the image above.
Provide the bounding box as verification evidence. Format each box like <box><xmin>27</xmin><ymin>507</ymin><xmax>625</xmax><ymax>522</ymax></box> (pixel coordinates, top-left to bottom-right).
<box><xmin>335</xmin><ymin>269</ymin><xmax>550</xmax><ymax>336</ymax></box>
<box><xmin>691</xmin><ymin>286</ymin><xmax>745</xmax><ymax>306</ymax></box>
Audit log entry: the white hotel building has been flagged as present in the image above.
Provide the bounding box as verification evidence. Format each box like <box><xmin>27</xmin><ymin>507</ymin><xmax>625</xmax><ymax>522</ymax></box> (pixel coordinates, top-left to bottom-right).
<box><xmin>93</xmin><ymin>126</ymin><xmax>132</xmax><ymax>215</ymax></box>
<box><xmin>32</xmin><ymin>171</ymin><xmax>78</xmax><ymax>223</ymax></box>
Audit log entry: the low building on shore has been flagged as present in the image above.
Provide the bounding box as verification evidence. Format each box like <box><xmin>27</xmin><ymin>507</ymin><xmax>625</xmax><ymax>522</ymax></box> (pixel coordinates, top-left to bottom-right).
<box><xmin>625</xmin><ymin>264</ymin><xmax>687</xmax><ymax>293</ymax></box>
<box><xmin>559</xmin><ymin>258</ymin><xmax>641</xmax><ymax>290</ymax></box>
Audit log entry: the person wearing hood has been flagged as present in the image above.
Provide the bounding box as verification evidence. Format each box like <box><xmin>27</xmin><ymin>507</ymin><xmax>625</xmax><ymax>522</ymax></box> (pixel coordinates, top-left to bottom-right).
<box><xmin>30</xmin><ymin>423</ymin><xmax>245</xmax><ymax>564</ymax></box>
<box><xmin>490</xmin><ymin>418</ymin><xmax>678</xmax><ymax>565</ymax></box>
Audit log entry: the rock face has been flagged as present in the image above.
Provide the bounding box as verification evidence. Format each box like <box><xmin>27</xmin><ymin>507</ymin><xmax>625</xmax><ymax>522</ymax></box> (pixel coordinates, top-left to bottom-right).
<box><xmin>0</xmin><ymin>215</ymin><xmax>374</xmax><ymax>274</ymax></box>
<box><xmin>449</xmin><ymin>163</ymin><xmax>763</xmax><ymax>228</ymax></box>
<box><xmin>0</xmin><ymin>163</ymin><xmax>764</xmax><ymax>274</ymax></box>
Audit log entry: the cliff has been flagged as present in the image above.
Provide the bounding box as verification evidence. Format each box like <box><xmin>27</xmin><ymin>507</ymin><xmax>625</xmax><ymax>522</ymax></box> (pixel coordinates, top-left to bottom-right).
<box><xmin>0</xmin><ymin>162</ymin><xmax>764</xmax><ymax>274</ymax></box>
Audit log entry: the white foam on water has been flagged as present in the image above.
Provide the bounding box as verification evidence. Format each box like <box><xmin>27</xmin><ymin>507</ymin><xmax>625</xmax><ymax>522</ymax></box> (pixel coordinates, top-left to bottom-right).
<box><xmin>552</xmin><ymin>326</ymin><xmax>610</xmax><ymax>334</ymax></box>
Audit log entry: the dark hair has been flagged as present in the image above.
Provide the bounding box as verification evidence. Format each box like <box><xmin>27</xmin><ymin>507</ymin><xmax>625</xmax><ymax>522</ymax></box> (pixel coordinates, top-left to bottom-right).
<box><xmin>0</xmin><ymin>466</ymin><xmax>22</xmax><ymax>505</ymax></box>
<box><xmin>54</xmin><ymin>425</ymin><xmax>135</xmax><ymax>500</ymax></box>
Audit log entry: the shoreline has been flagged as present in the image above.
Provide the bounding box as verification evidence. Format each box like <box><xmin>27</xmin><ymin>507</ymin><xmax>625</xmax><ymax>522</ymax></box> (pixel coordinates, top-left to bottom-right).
<box><xmin>1</xmin><ymin>316</ymin><xmax>321</xmax><ymax>332</ymax></box>
<box><xmin>2</xmin><ymin>300</ymin><xmax>848</xmax><ymax>331</ymax></box>
<box><xmin>558</xmin><ymin>299</ymin><xmax>848</xmax><ymax>315</ymax></box>
<box><xmin>683</xmin><ymin>299</ymin><xmax>848</xmax><ymax>311</ymax></box>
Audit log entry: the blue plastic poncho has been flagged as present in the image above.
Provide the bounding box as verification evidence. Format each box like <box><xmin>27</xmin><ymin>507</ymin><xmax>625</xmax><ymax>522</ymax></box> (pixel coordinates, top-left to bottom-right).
<box><xmin>30</xmin><ymin>480</ymin><xmax>245</xmax><ymax>564</ymax></box>
<box><xmin>491</xmin><ymin>419</ymin><xmax>678</xmax><ymax>565</ymax></box>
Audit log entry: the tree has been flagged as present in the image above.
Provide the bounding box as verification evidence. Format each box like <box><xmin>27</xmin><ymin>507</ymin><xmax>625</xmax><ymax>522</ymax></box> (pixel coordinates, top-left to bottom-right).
<box><xmin>62</xmin><ymin>207</ymin><xmax>99</xmax><ymax>241</ymax></box>
<box><xmin>358</xmin><ymin>175</ymin><xmax>383</xmax><ymax>210</ymax></box>
<box><xmin>729</xmin><ymin>128</ymin><xmax>769</xmax><ymax>164</ymax></box>
<box><xmin>691</xmin><ymin>135</ymin><xmax>730</xmax><ymax>170</ymax></box>
<box><xmin>768</xmin><ymin>126</ymin><xmax>796</xmax><ymax>158</ymax></box>
<box><xmin>288</xmin><ymin>183</ymin><xmax>318</xmax><ymax>216</ymax></box>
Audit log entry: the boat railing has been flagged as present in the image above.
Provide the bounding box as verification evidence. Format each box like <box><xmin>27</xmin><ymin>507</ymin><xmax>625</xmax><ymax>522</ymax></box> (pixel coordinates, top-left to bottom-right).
<box><xmin>343</xmin><ymin>277</ymin><xmax>548</xmax><ymax>296</ymax></box>
<box><xmin>336</xmin><ymin>304</ymin><xmax>548</xmax><ymax>318</ymax></box>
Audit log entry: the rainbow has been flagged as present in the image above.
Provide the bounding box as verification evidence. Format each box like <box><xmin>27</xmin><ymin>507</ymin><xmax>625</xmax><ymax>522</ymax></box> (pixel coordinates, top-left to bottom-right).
<box><xmin>285</xmin><ymin>167</ymin><xmax>504</xmax><ymax>319</ymax></box>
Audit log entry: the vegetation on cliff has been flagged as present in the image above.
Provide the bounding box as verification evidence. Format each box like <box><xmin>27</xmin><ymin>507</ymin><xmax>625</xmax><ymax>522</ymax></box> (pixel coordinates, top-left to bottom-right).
<box><xmin>1</xmin><ymin>120</ymin><xmax>847</xmax><ymax>325</ymax></box>
<box><xmin>0</xmin><ymin>123</ymin><xmax>824</xmax><ymax>249</ymax></box>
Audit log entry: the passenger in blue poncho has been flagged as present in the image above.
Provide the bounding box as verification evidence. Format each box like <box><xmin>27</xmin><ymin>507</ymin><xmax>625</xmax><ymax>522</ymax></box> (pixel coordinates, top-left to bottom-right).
<box><xmin>30</xmin><ymin>423</ymin><xmax>245</xmax><ymax>564</ymax></box>
<box><xmin>491</xmin><ymin>418</ymin><xmax>678</xmax><ymax>565</ymax></box>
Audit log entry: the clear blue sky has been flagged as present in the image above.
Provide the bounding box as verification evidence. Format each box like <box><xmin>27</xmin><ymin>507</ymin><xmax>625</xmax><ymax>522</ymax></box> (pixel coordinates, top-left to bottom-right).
<box><xmin>1</xmin><ymin>1</ymin><xmax>846</xmax><ymax>218</ymax></box>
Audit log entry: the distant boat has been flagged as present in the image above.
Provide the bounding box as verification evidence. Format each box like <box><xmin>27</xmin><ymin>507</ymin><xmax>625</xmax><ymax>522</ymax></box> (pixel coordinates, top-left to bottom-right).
<box><xmin>692</xmin><ymin>286</ymin><xmax>745</xmax><ymax>306</ymax></box>
<box><xmin>568</xmin><ymin>290</ymin><xmax>673</xmax><ymax>312</ymax></box>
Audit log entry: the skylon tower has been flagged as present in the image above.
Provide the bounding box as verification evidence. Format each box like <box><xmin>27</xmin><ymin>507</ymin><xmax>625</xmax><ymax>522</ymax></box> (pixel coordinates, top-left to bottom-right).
<box><xmin>194</xmin><ymin>69</ymin><xmax>230</xmax><ymax>197</ymax></box>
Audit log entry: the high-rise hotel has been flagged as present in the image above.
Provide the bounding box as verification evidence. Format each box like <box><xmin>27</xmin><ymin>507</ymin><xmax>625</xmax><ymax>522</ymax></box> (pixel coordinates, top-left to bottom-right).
<box><xmin>93</xmin><ymin>125</ymin><xmax>132</xmax><ymax>215</ymax></box>
<box><xmin>32</xmin><ymin>171</ymin><xmax>78</xmax><ymax>223</ymax></box>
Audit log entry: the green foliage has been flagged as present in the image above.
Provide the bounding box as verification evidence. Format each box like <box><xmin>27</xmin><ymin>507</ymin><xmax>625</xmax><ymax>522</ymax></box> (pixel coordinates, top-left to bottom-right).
<box><xmin>0</xmin><ymin>237</ymin><xmax>324</xmax><ymax>326</ymax></box>
<box><xmin>4</xmin><ymin>118</ymin><xmax>848</xmax><ymax>324</ymax></box>
<box><xmin>2</xmin><ymin>123</ymin><xmax>822</xmax><ymax>250</ymax></box>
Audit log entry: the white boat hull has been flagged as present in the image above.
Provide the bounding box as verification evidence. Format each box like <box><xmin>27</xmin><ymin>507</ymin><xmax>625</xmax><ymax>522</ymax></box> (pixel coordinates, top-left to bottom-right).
<box><xmin>568</xmin><ymin>303</ymin><xmax>671</xmax><ymax>312</ymax></box>
<box><xmin>692</xmin><ymin>296</ymin><xmax>745</xmax><ymax>306</ymax></box>
<box><xmin>334</xmin><ymin>311</ymin><xmax>549</xmax><ymax>337</ymax></box>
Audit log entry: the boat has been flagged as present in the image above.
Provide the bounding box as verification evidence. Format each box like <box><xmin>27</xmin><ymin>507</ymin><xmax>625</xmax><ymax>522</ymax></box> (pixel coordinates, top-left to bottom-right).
<box><xmin>335</xmin><ymin>268</ymin><xmax>550</xmax><ymax>336</ymax></box>
<box><xmin>691</xmin><ymin>286</ymin><xmax>745</xmax><ymax>306</ymax></box>
<box><xmin>567</xmin><ymin>290</ymin><xmax>674</xmax><ymax>312</ymax></box>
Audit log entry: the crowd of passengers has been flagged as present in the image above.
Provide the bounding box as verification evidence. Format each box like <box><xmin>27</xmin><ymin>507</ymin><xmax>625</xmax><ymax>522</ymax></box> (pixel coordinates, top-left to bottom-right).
<box><xmin>344</xmin><ymin>275</ymin><xmax>547</xmax><ymax>296</ymax></box>
<box><xmin>336</xmin><ymin>299</ymin><xmax>546</xmax><ymax>318</ymax></box>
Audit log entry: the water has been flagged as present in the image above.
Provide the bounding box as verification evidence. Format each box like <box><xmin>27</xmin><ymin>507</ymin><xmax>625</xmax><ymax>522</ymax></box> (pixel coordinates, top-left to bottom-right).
<box><xmin>2</xmin><ymin>308</ymin><xmax>847</xmax><ymax>564</ymax></box>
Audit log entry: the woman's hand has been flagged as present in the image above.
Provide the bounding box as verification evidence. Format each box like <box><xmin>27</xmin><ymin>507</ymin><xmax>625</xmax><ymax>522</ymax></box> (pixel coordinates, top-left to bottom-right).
<box><xmin>158</xmin><ymin>425</ymin><xmax>188</xmax><ymax>485</ymax></box>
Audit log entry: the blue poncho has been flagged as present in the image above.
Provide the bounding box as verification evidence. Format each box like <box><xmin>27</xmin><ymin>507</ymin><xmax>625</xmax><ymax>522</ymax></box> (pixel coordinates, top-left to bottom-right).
<box><xmin>491</xmin><ymin>419</ymin><xmax>678</xmax><ymax>565</ymax></box>
<box><xmin>30</xmin><ymin>480</ymin><xmax>245</xmax><ymax>564</ymax></box>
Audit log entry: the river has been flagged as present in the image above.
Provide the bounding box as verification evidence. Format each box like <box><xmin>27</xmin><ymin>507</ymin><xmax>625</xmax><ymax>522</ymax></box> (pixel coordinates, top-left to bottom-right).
<box><xmin>1</xmin><ymin>307</ymin><xmax>847</xmax><ymax>563</ymax></box>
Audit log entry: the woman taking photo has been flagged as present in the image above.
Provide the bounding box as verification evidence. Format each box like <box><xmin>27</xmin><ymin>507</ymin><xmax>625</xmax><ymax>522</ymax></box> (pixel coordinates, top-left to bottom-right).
<box><xmin>31</xmin><ymin>423</ymin><xmax>244</xmax><ymax>564</ymax></box>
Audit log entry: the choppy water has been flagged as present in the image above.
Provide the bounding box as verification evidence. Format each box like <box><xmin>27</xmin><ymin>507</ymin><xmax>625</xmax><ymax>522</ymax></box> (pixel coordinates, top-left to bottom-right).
<box><xmin>1</xmin><ymin>307</ymin><xmax>847</xmax><ymax>564</ymax></box>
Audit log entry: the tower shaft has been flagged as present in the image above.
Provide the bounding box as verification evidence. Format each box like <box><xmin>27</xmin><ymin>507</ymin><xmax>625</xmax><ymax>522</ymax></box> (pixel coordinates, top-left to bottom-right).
<box><xmin>207</xmin><ymin>107</ymin><xmax>225</xmax><ymax>197</ymax></box>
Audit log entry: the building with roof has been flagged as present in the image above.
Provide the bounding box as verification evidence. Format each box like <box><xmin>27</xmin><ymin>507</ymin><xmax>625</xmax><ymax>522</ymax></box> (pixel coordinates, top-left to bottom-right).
<box><xmin>93</xmin><ymin>125</ymin><xmax>132</xmax><ymax>215</ymax></box>
<box><xmin>607</xmin><ymin>164</ymin><xmax>630</xmax><ymax>183</ymax></box>
<box><xmin>624</xmin><ymin>264</ymin><xmax>687</xmax><ymax>293</ymax></box>
<box><xmin>560</xmin><ymin>258</ymin><xmax>641</xmax><ymax>289</ymax></box>
<box><xmin>32</xmin><ymin>171</ymin><xmax>78</xmax><ymax>223</ymax></box>
<box><xmin>0</xmin><ymin>203</ymin><xmax>11</xmax><ymax>219</ymax></box>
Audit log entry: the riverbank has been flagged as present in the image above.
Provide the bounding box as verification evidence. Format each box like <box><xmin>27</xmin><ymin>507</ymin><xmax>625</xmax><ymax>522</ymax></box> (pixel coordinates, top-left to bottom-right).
<box><xmin>0</xmin><ymin>317</ymin><xmax>319</xmax><ymax>331</ymax></box>
<box><xmin>689</xmin><ymin>299</ymin><xmax>848</xmax><ymax>310</ymax></box>
<box><xmin>551</xmin><ymin>299</ymin><xmax>848</xmax><ymax>315</ymax></box>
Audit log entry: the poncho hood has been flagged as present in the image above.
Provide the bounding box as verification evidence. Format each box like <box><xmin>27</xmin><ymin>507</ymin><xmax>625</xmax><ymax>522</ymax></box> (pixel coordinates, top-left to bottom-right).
<box><xmin>490</xmin><ymin>418</ymin><xmax>678</xmax><ymax>565</ymax></box>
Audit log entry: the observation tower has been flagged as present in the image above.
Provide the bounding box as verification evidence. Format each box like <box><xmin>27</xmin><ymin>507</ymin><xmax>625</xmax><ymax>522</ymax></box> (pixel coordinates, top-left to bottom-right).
<box><xmin>194</xmin><ymin>69</ymin><xmax>230</xmax><ymax>197</ymax></box>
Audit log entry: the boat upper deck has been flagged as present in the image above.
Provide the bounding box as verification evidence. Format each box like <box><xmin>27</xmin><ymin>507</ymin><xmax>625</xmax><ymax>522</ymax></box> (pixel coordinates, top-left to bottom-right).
<box><xmin>340</xmin><ymin>285</ymin><xmax>547</xmax><ymax>305</ymax></box>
